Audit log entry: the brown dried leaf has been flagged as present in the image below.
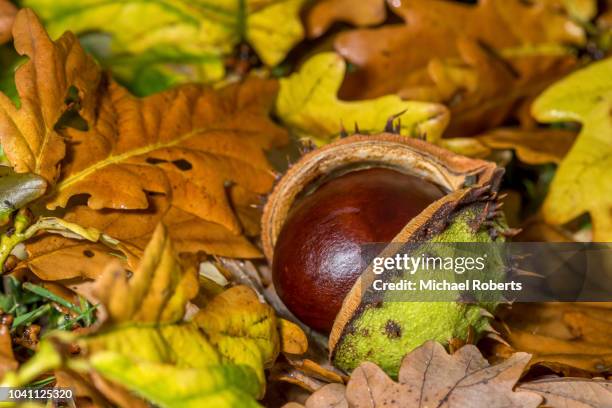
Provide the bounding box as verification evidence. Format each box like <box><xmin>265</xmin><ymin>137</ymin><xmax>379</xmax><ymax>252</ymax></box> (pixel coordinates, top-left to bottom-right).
<box><xmin>0</xmin><ymin>10</ymin><xmax>287</xmax><ymax>272</ymax></box>
<box><xmin>280</xmin><ymin>319</ymin><xmax>309</xmax><ymax>355</ymax></box>
<box><xmin>305</xmin><ymin>0</ymin><xmax>386</xmax><ymax>38</ymax></box>
<box><xmin>300</xmin><ymin>341</ymin><xmax>542</xmax><ymax>408</ymax></box>
<box><xmin>518</xmin><ymin>378</ymin><xmax>612</xmax><ymax>407</ymax></box>
<box><xmin>47</xmin><ymin>77</ymin><xmax>285</xmax><ymax>235</ymax></box>
<box><xmin>0</xmin><ymin>9</ymin><xmax>101</xmax><ymax>184</ymax></box>
<box><xmin>334</xmin><ymin>0</ymin><xmax>585</xmax><ymax>136</ymax></box>
<box><xmin>0</xmin><ymin>315</ymin><xmax>17</xmax><ymax>380</ymax></box>
<box><xmin>500</xmin><ymin>303</ymin><xmax>612</xmax><ymax>375</ymax></box>
<box><xmin>22</xmin><ymin>194</ymin><xmax>262</xmax><ymax>281</ymax></box>
<box><xmin>476</xmin><ymin>128</ymin><xmax>576</xmax><ymax>165</ymax></box>
<box><xmin>0</xmin><ymin>0</ymin><xmax>16</xmax><ymax>44</ymax></box>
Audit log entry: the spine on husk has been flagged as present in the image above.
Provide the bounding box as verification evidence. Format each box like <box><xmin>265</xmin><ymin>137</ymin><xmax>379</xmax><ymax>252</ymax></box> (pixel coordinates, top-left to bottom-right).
<box><xmin>262</xmin><ymin>133</ymin><xmax>510</xmax><ymax>378</ymax></box>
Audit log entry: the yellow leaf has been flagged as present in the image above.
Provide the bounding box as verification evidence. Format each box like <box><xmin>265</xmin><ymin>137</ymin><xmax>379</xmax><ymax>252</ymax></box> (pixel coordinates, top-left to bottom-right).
<box><xmin>532</xmin><ymin>57</ymin><xmax>612</xmax><ymax>241</ymax></box>
<box><xmin>279</xmin><ymin>319</ymin><xmax>308</xmax><ymax>355</ymax></box>
<box><xmin>94</xmin><ymin>223</ymin><xmax>198</xmax><ymax>324</ymax></box>
<box><xmin>24</xmin><ymin>0</ymin><xmax>307</xmax><ymax>89</ymax></box>
<box><xmin>275</xmin><ymin>52</ymin><xmax>449</xmax><ymax>145</ymax></box>
<box><xmin>3</xmin><ymin>235</ymin><xmax>281</xmax><ymax>407</ymax></box>
<box><xmin>193</xmin><ymin>285</ymin><xmax>280</xmax><ymax>393</ymax></box>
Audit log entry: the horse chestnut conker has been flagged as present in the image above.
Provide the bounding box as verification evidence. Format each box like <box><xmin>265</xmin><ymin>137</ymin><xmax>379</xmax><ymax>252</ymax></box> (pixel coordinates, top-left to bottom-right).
<box><xmin>272</xmin><ymin>167</ymin><xmax>445</xmax><ymax>332</ymax></box>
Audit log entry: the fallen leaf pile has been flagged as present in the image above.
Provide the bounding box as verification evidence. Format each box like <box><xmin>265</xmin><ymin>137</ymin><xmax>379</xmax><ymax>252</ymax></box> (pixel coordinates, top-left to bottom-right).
<box><xmin>0</xmin><ymin>1</ymin><xmax>609</xmax><ymax>407</ymax></box>
<box><xmin>287</xmin><ymin>341</ymin><xmax>612</xmax><ymax>408</ymax></box>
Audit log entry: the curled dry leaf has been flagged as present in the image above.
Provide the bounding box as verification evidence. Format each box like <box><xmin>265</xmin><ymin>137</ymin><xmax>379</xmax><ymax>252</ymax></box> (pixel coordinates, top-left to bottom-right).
<box><xmin>518</xmin><ymin>378</ymin><xmax>612</xmax><ymax>407</ymax></box>
<box><xmin>0</xmin><ymin>9</ymin><xmax>100</xmax><ymax>184</ymax></box>
<box><xmin>499</xmin><ymin>302</ymin><xmax>612</xmax><ymax>376</ymax></box>
<box><xmin>532</xmin><ymin>57</ymin><xmax>612</xmax><ymax>241</ymax></box>
<box><xmin>276</xmin><ymin>52</ymin><xmax>449</xmax><ymax>145</ymax></box>
<box><xmin>444</xmin><ymin>128</ymin><xmax>577</xmax><ymax>165</ymax></box>
<box><xmin>93</xmin><ymin>223</ymin><xmax>199</xmax><ymax>324</ymax></box>
<box><xmin>279</xmin><ymin>318</ymin><xmax>309</xmax><ymax>355</ymax></box>
<box><xmin>305</xmin><ymin>0</ymin><xmax>386</xmax><ymax>38</ymax></box>
<box><xmin>292</xmin><ymin>341</ymin><xmax>543</xmax><ymax>408</ymax></box>
<box><xmin>23</xmin><ymin>0</ymin><xmax>307</xmax><ymax>91</ymax></box>
<box><xmin>334</xmin><ymin>0</ymin><xmax>587</xmax><ymax>136</ymax></box>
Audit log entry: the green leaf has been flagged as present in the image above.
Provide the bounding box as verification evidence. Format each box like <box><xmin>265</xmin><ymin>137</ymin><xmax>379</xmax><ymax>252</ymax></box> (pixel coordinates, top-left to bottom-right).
<box><xmin>0</xmin><ymin>166</ymin><xmax>46</xmax><ymax>224</ymax></box>
<box><xmin>275</xmin><ymin>52</ymin><xmax>450</xmax><ymax>145</ymax></box>
<box><xmin>532</xmin><ymin>57</ymin><xmax>612</xmax><ymax>241</ymax></box>
<box><xmin>24</xmin><ymin>0</ymin><xmax>307</xmax><ymax>93</ymax></box>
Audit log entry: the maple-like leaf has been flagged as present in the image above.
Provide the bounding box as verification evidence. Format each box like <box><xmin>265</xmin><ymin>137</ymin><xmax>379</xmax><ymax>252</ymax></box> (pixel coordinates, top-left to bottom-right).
<box><xmin>276</xmin><ymin>52</ymin><xmax>449</xmax><ymax>145</ymax></box>
<box><xmin>291</xmin><ymin>341</ymin><xmax>543</xmax><ymax>408</ymax></box>
<box><xmin>532</xmin><ymin>57</ymin><xmax>612</xmax><ymax>241</ymax></box>
<box><xmin>24</xmin><ymin>0</ymin><xmax>307</xmax><ymax>93</ymax></box>
<box><xmin>333</xmin><ymin>0</ymin><xmax>588</xmax><ymax>136</ymax></box>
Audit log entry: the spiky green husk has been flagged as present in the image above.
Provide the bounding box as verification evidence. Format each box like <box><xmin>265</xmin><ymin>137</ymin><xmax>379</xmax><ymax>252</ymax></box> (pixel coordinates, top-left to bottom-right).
<box><xmin>331</xmin><ymin>206</ymin><xmax>505</xmax><ymax>378</ymax></box>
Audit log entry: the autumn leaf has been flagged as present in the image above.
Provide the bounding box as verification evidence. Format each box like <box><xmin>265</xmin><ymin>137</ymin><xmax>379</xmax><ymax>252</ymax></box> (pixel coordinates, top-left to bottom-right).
<box><xmin>0</xmin><ymin>166</ymin><xmax>46</xmax><ymax>224</ymax></box>
<box><xmin>0</xmin><ymin>314</ymin><xmax>16</xmax><ymax>379</ymax></box>
<box><xmin>334</xmin><ymin>0</ymin><xmax>587</xmax><ymax>136</ymax></box>
<box><xmin>46</xmin><ymin>77</ymin><xmax>285</xmax><ymax>235</ymax></box>
<box><xmin>442</xmin><ymin>128</ymin><xmax>577</xmax><ymax>165</ymax></box>
<box><xmin>24</xmin><ymin>0</ymin><xmax>307</xmax><ymax>93</ymax></box>
<box><xmin>0</xmin><ymin>0</ymin><xmax>16</xmax><ymax>44</ymax></box>
<box><xmin>499</xmin><ymin>302</ymin><xmax>612</xmax><ymax>376</ymax></box>
<box><xmin>0</xmin><ymin>9</ymin><xmax>100</xmax><ymax>184</ymax></box>
<box><xmin>3</xmin><ymin>225</ymin><xmax>283</xmax><ymax>407</ymax></box>
<box><xmin>93</xmin><ymin>224</ymin><xmax>198</xmax><ymax>324</ymax></box>
<box><xmin>305</xmin><ymin>0</ymin><xmax>386</xmax><ymax>38</ymax></box>
<box><xmin>291</xmin><ymin>341</ymin><xmax>543</xmax><ymax>408</ymax></box>
<box><xmin>532</xmin><ymin>57</ymin><xmax>612</xmax><ymax>241</ymax></box>
<box><xmin>275</xmin><ymin>52</ymin><xmax>449</xmax><ymax>145</ymax></box>
<box><xmin>518</xmin><ymin>377</ymin><xmax>612</xmax><ymax>407</ymax></box>
<box><xmin>22</xmin><ymin>193</ymin><xmax>262</xmax><ymax>281</ymax></box>
<box><xmin>0</xmin><ymin>10</ymin><xmax>288</xmax><ymax>276</ymax></box>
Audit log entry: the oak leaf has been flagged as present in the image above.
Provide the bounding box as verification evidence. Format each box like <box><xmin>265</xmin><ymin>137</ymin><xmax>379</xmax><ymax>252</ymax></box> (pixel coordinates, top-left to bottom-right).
<box><xmin>0</xmin><ymin>10</ymin><xmax>287</xmax><ymax>275</ymax></box>
<box><xmin>0</xmin><ymin>9</ymin><xmax>100</xmax><ymax>184</ymax></box>
<box><xmin>443</xmin><ymin>128</ymin><xmax>576</xmax><ymax>165</ymax></box>
<box><xmin>23</xmin><ymin>0</ymin><xmax>307</xmax><ymax>93</ymax></box>
<box><xmin>22</xmin><ymin>194</ymin><xmax>262</xmax><ymax>281</ymax></box>
<box><xmin>276</xmin><ymin>52</ymin><xmax>449</xmax><ymax>145</ymax></box>
<box><xmin>532</xmin><ymin>57</ymin><xmax>612</xmax><ymax>241</ymax></box>
<box><xmin>518</xmin><ymin>378</ymin><xmax>612</xmax><ymax>407</ymax></box>
<box><xmin>292</xmin><ymin>341</ymin><xmax>543</xmax><ymax>408</ymax></box>
<box><xmin>3</xmin><ymin>225</ymin><xmax>282</xmax><ymax>407</ymax></box>
<box><xmin>305</xmin><ymin>0</ymin><xmax>386</xmax><ymax>38</ymax></box>
<box><xmin>334</xmin><ymin>0</ymin><xmax>587</xmax><ymax>136</ymax></box>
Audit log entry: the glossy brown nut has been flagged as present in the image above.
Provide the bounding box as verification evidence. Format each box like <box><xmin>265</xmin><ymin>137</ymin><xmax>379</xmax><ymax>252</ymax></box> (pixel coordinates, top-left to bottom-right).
<box><xmin>272</xmin><ymin>167</ymin><xmax>445</xmax><ymax>333</ymax></box>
